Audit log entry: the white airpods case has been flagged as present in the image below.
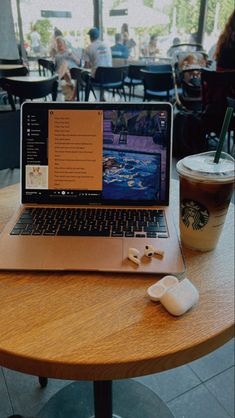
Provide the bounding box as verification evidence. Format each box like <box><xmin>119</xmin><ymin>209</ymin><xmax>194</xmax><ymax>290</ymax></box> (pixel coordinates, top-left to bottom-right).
<box><xmin>160</xmin><ymin>278</ymin><xmax>199</xmax><ymax>316</ymax></box>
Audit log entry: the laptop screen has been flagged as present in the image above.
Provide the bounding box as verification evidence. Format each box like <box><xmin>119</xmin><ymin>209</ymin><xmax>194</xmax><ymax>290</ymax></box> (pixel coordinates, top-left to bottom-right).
<box><xmin>21</xmin><ymin>102</ymin><xmax>172</xmax><ymax>205</ymax></box>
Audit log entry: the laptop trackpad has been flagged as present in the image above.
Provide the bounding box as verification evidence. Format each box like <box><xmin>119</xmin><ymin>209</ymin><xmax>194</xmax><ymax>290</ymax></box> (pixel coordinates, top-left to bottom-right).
<box><xmin>41</xmin><ymin>237</ymin><xmax>124</xmax><ymax>271</ymax></box>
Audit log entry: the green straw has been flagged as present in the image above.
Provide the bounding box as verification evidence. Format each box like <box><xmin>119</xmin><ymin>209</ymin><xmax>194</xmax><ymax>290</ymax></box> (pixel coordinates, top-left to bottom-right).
<box><xmin>214</xmin><ymin>107</ymin><xmax>233</xmax><ymax>163</ymax></box>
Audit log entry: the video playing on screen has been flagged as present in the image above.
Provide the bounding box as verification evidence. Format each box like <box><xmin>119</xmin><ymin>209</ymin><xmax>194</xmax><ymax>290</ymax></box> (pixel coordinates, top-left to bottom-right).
<box><xmin>102</xmin><ymin>109</ymin><xmax>167</xmax><ymax>200</ymax></box>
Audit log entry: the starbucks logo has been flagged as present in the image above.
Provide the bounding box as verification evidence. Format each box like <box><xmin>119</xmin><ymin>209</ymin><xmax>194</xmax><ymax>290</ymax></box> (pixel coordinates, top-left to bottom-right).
<box><xmin>181</xmin><ymin>199</ymin><xmax>209</xmax><ymax>230</ymax></box>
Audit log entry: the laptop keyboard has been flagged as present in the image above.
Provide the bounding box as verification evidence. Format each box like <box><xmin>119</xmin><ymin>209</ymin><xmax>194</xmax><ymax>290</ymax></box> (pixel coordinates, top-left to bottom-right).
<box><xmin>10</xmin><ymin>208</ymin><xmax>168</xmax><ymax>238</ymax></box>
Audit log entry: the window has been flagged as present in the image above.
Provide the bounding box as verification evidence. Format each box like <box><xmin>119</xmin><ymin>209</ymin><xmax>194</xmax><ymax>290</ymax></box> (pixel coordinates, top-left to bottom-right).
<box><xmin>204</xmin><ymin>0</ymin><xmax>234</xmax><ymax>59</ymax></box>
<box><xmin>102</xmin><ymin>0</ymin><xmax>234</xmax><ymax>60</ymax></box>
<box><xmin>11</xmin><ymin>0</ymin><xmax>93</xmax><ymax>57</ymax></box>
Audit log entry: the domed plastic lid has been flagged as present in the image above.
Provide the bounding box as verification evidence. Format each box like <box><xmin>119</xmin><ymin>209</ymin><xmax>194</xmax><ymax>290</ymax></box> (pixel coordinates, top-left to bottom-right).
<box><xmin>177</xmin><ymin>151</ymin><xmax>235</xmax><ymax>182</ymax></box>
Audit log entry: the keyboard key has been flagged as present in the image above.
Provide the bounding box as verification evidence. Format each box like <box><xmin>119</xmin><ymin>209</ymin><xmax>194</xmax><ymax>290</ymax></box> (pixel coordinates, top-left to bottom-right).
<box><xmin>17</xmin><ymin>218</ymin><xmax>33</xmax><ymax>224</ymax></box>
<box><xmin>10</xmin><ymin>229</ymin><xmax>23</xmax><ymax>235</ymax></box>
<box><xmin>147</xmin><ymin>232</ymin><xmax>157</xmax><ymax>238</ymax></box>
<box><xmin>112</xmin><ymin>231</ymin><xmax>124</xmax><ymax>237</ymax></box>
<box><xmin>145</xmin><ymin>226</ymin><xmax>159</xmax><ymax>232</ymax></box>
<box><xmin>125</xmin><ymin>232</ymin><xmax>134</xmax><ymax>237</ymax></box>
<box><xmin>57</xmin><ymin>230</ymin><xmax>110</xmax><ymax>237</ymax></box>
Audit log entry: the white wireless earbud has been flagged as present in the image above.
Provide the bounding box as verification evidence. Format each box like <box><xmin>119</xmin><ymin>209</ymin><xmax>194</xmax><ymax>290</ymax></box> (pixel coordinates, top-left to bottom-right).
<box><xmin>144</xmin><ymin>244</ymin><xmax>164</xmax><ymax>258</ymax></box>
<box><xmin>128</xmin><ymin>247</ymin><xmax>140</xmax><ymax>265</ymax></box>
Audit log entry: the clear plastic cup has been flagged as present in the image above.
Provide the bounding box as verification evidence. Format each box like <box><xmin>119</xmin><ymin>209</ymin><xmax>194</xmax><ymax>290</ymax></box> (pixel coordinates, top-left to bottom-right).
<box><xmin>176</xmin><ymin>151</ymin><xmax>234</xmax><ymax>251</ymax></box>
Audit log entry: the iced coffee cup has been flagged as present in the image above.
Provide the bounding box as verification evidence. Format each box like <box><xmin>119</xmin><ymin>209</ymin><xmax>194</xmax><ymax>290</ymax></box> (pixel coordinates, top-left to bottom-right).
<box><xmin>176</xmin><ymin>151</ymin><xmax>234</xmax><ymax>251</ymax></box>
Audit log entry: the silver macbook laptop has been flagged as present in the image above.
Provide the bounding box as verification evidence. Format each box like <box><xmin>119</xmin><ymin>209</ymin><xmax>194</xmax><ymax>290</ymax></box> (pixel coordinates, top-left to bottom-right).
<box><xmin>0</xmin><ymin>101</ymin><xmax>185</xmax><ymax>273</ymax></box>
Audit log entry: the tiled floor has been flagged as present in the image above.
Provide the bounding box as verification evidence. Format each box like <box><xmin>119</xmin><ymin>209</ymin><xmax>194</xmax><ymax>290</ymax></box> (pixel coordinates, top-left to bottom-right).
<box><xmin>0</xmin><ymin>167</ymin><xmax>234</xmax><ymax>418</ymax></box>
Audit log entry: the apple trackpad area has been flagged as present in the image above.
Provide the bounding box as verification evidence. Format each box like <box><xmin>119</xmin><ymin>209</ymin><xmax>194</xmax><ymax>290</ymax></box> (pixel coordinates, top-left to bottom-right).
<box><xmin>34</xmin><ymin>237</ymin><xmax>124</xmax><ymax>271</ymax></box>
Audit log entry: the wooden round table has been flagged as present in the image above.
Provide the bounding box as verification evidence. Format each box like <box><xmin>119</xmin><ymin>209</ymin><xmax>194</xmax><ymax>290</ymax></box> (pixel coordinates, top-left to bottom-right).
<box><xmin>0</xmin><ymin>182</ymin><xmax>234</xmax><ymax>418</ymax></box>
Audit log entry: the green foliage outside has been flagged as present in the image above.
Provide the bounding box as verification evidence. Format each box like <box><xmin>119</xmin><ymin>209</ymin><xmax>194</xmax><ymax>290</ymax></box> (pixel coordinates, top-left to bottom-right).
<box><xmin>143</xmin><ymin>0</ymin><xmax>154</xmax><ymax>7</ymax></box>
<box><xmin>133</xmin><ymin>0</ymin><xmax>234</xmax><ymax>43</ymax></box>
<box><xmin>171</xmin><ymin>0</ymin><xmax>200</xmax><ymax>34</ymax></box>
<box><xmin>135</xmin><ymin>26</ymin><xmax>164</xmax><ymax>37</ymax></box>
<box><xmin>107</xmin><ymin>28</ymin><xmax>116</xmax><ymax>36</ymax></box>
<box><xmin>170</xmin><ymin>0</ymin><xmax>234</xmax><ymax>35</ymax></box>
<box><xmin>206</xmin><ymin>0</ymin><xmax>234</xmax><ymax>33</ymax></box>
<box><xmin>32</xmin><ymin>19</ymin><xmax>52</xmax><ymax>46</ymax></box>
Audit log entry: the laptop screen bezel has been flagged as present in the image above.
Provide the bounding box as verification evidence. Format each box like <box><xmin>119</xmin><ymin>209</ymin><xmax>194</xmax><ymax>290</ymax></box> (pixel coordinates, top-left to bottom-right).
<box><xmin>21</xmin><ymin>101</ymin><xmax>172</xmax><ymax>206</ymax></box>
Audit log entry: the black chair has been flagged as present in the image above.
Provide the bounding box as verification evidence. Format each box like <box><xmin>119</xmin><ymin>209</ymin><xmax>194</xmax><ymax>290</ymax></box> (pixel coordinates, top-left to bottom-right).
<box><xmin>0</xmin><ymin>58</ymin><xmax>23</xmax><ymax>65</ymax></box>
<box><xmin>38</xmin><ymin>58</ymin><xmax>55</xmax><ymax>77</ymax></box>
<box><xmin>201</xmin><ymin>69</ymin><xmax>235</xmax><ymax>138</ymax></box>
<box><xmin>90</xmin><ymin>66</ymin><xmax>127</xmax><ymax>101</ymax></box>
<box><xmin>0</xmin><ymin>67</ymin><xmax>29</xmax><ymax>109</ymax></box>
<box><xmin>124</xmin><ymin>64</ymin><xmax>146</xmax><ymax>100</ymax></box>
<box><xmin>0</xmin><ymin>66</ymin><xmax>28</xmax><ymax>78</ymax></box>
<box><xmin>141</xmin><ymin>69</ymin><xmax>175</xmax><ymax>102</ymax></box>
<box><xmin>70</xmin><ymin>67</ymin><xmax>88</xmax><ymax>101</ymax></box>
<box><xmin>0</xmin><ymin>74</ymin><xmax>58</xmax><ymax>110</ymax></box>
<box><xmin>146</xmin><ymin>64</ymin><xmax>172</xmax><ymax>72</ymax></box>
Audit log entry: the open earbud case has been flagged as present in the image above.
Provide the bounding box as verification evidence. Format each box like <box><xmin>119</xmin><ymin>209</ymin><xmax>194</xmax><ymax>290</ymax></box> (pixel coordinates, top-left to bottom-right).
<box><xmin>147</xmin><ymin>276</ymin><xmax>199</xmax><ymax>316</ymax></box>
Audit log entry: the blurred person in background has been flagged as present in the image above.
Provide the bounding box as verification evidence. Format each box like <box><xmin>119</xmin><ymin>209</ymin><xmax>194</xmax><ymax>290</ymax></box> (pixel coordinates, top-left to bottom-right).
<box><xmin>121</xmin><ymin>23</ymin><xmax>136</xmax><ymax>59</ymax></box>
<box><xmin>148</xmin><ymin>34</ymin><xmax>159</xmax><ymax>57</ymax></box>
<box><xmin>111</xmin><ymin>33</ymin><xmax>129</xmax><ymax>59</ymax></box>
<box><xmin>84</xmin><ymin>27</ymin><xmax>112</xmax><ymax>101</ymax></box>
<box><xmin>167</xmin><ymin>36</ymin><xmax>181</xmax><ymax>58</ymax></box>
<box><xmin>54</xmin><ymin>36</ymin><xmax>80</xmax><ymax>76</ymax></box>
<box><xmin>30</xmin><ymin>25</ymin><xmax>41</xmax><ymax>55</ymax></box>
<box><xmin>54</xmin><ymin>36</ymin><xmax>81</xmax><ymax>100</ymax></box>
<box><xmin>50</xmin><ymin>27</ymin><xmax>63</xmax><ymax>58</ymax></box>
<box><xmin>84</xmin><ymin>27</ymin><xmax>112</xmax><ymax>78</ymax></box>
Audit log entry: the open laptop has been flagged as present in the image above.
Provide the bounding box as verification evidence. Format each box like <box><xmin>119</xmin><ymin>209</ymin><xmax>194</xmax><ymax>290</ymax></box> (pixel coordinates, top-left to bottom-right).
<box><xmin>0</xmin><ymin>101</ymin><xmax>185</xmax><ymax>273</ymax></box>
